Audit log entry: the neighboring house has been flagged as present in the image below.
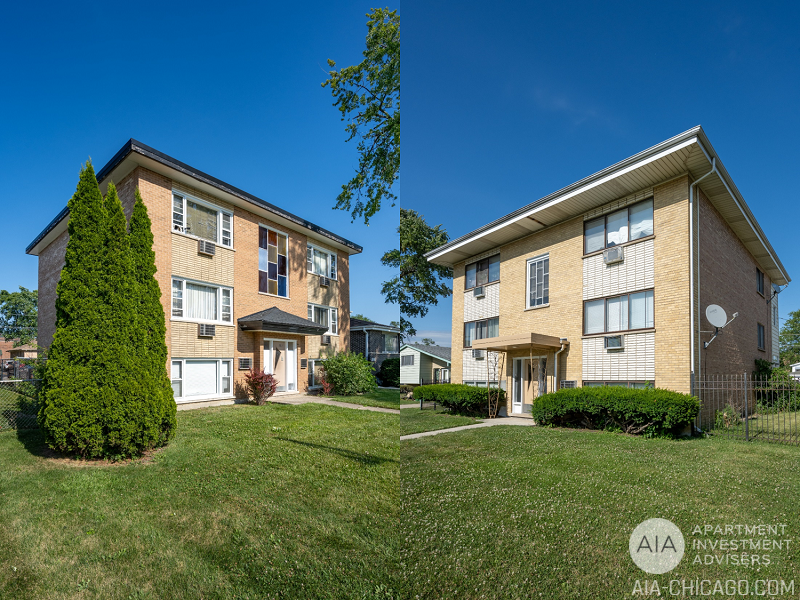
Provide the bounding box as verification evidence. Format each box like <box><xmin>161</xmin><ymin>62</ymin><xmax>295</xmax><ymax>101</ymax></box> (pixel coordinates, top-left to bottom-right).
<box><xmin>426</xmin><ymin>126</ymin><xmax>790</xmax><ymax>417</ymax></box>
<box><xmin>26</xmin><ymin>139</ymin><xmax>361</xmax><ymax>406</ymax></box>
<box><xmin>400</xmin><ymin>344</ymin><xmax>451</xmax><ymax>385</ymax></box>
<box><xmin>350</xmin><ymin>317</ymin><xmax>400</xmax><ymax>369</ymax></box>
<box><xmin>791</xmin><ymin>363</ymin><xmax>800</xmax><ymax>381</ymax></box>
<box><xmin>0</xmin><ymin>338</ymin><xmax>38</xmax><ymax>359</ymax></box>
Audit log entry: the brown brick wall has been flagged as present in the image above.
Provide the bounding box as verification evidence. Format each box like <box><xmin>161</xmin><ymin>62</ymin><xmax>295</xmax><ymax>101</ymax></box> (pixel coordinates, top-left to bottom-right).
<box><xmin>36</xmin><ymin>229</ymin><xmax>68</xmax><ymax>348</ymax></box>
<box><xmin>697</xmin><ymin>189</ymin><xmax>773</xmax><ymax>377</ymax></box>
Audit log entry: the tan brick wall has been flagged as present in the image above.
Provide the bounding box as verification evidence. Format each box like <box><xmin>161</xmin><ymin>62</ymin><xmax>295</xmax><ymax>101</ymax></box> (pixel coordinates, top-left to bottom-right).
<box><xmin>306</xmin><ymin>240</ymin><xmax>347</xmax><ymax>359</ymax></box>
<box><xmin>171</xmin><ymin>233</ymin><xmax>235</xmax><ymax>286</ymax></box>
<box><xmin>697</xmin><ymin>189</ymin><xmax>773</xmax><ymax>377</ymax></box>
<box><xmin>171</xmin><ymin>321</ymin><xmax>235</xmax><ymax>357</ymax></box>
<box><xmin>37</xmin><ymin>229</ymin><xmax>68</xmax><ymax>348</ymax></box>
<box><xmin>652</xmin><ymin>176</ymin><xmax>692</xmax><ymax>393</ymax></box>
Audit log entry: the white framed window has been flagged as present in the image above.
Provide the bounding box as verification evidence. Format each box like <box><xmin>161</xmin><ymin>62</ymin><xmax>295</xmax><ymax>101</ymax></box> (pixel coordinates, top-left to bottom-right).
<box><xmin>584</xmin><ymin>198</ymin><xmax>653</xmax><ymax>254</ymax></box>
<box><xmin>401</xmin><ymin>354</ymin><xmax>414</xmax><ymax>366</ymax></box>
<box><xmin>584</xmin><ymin>290</ymin><xmax>654</xmax><ymax>335</ymax></box>
<box><xmin>171</xmin><ymin>278</ymin><xmax>233</xmax><ymax>325</ymax></box>
<box><xmin>172</xmin><ymin>192</ymin><xmax>233</xmax><ymax>248</ymax></box>
<box><xmin>464</xmin><ymin>317</ymin><xmax>499</xmax><ymax>348</ymax></box>
<box><xmin>384</xmin><ymin>334</ymin><xmax>399</xmax><ymax>353</ymax></box>
<box><xmin>259</xmin><ymin>225</ymin><xmax>289</xmax><ymax>298</ymax></box>
<box><xmin>171</xmin><ymin>358</ymin><xmax>233</xmax><ymax>401</ymax></box>
<box><xmin>308</xmin><ymin>303</ymin><xmax>338</xmax><ymax>335</ymax></box>
<box><xmin>526</xmin><ymin>254</ymin><xmax>549</xmax><ymax>308</ymax></box>
<box><xmin>307</xmin><ymin>243</ymin><xmax>337</xmax><ymax>280</ymax></box>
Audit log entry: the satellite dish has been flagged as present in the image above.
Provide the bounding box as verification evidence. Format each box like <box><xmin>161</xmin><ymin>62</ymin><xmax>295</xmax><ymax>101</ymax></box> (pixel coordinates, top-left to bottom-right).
<box><xmin>706</xmin><ymin>304</ymin><xmax>727</xmax><ymax>328</ymax></box>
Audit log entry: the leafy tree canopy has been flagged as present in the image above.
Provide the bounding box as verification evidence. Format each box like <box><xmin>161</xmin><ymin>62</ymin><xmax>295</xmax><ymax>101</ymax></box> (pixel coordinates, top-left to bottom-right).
<box><xmin>381</xmin><ymin>209</ymin><xmax>452</xmax><ymax>338</ymax></box>
<box><xmin>323</xmin><ymin>7</ymin><xmax>399</xmax><ymax>223</ymax></box>
<box><xmin>780</xmin><ymin>308</ymin><xmax>800</xmax><ymax>367</ymax></box>
<box><xmin>420</xmin><ymin>338</ymin><xmax>437</xmax><ymax>346</ymax></box>
<box><xmin>0</xmin><ymin>287</ymin><xmax>37</xmax><ymax>347</ymax></box>
<box><xmin>351</xmin><ymin>313</ymin><xmax>374</xmax><ymax>322</ymax></box>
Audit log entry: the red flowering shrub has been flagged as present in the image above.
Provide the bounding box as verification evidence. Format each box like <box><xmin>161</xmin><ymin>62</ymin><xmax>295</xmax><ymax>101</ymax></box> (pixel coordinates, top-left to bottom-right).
<box><xmin>244</xmin><ymin>369</ymin><xmax>278</xmax><ymax>405</ymax></box>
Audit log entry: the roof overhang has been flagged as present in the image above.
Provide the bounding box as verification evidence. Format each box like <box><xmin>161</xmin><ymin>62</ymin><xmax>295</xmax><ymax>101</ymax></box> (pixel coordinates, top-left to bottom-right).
<box><xmin>238</xmin><ymin>320</ymin><xmax>329</xmax><ymax>336</ymax></box>
<box><xmin>400</xmin><ymin>344</ymin><xmax>452</xmax><ymax>364</ymax></box>
<box><xmin>426</xmin><ymin>126</ymin><xmax>790</xmax><ymax>286</ymax></box>
<box><xmin>351</xmin><ymin>325</ymin><xmax>401</xmax><ymax>334</ymax></box>
<box><xmin>471</xmin><ymin>333</ymin><xmax>566</xmax><ymax>352</ymax></box>
<box><xmin>26</xmin><ymin>139</ymin><xmax>363</xmax><ymax>257</ymax></box>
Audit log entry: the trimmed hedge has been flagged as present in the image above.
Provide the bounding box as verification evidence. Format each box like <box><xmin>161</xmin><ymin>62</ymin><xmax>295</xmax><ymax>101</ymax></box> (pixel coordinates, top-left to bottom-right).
<box><xmin>530</xmin><ymin>386</ymin><xmax>699</xmax><ymax>437</ymax></box>
<box><xmin>414</xmin><ymin>384</ymin><xmax>505</xmax><ymax>416</ymax></box>
<box><xmin>320</xmin><ymin>351</ymin><xmax>378</xmax><ymax>396</ymax></box>
<box><xmin>378</xmin><ymin>357</ymin><xmax>400</xmax><ymax>387</ymax></box>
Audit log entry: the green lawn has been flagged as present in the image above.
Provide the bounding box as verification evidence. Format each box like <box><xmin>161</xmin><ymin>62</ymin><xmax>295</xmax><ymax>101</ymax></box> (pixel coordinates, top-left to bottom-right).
<box><xmin>400</xmin><ymin>408</ymin><xmax>481</xmax><ymax>436</ymax></box>
<box><xmin>0</xmin><ymin>403</ymin><xmax>398</xmax><ymax>599</ymax></box>
<box><xmin>400</xmin><ymin>426</ymin><xmax>800</xmax><ymax>599</ymax></box>
<box><xmin>325</xmin><ymin>388</ymin><xmax>400</xmax><ymax>410</ymax></box>
<box><xmin>714</xmin><ymin>409</ymin><xmax>800</xmax><ymax>444</ymax></box>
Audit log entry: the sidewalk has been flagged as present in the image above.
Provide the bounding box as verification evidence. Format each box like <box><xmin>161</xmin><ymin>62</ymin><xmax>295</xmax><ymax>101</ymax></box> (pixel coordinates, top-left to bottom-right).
<box><xmin>270</xmin><ymin>394</ymin><xmax>400</xmax><ymax>415</ymax></box>
<box><xmin>400</xmin><ymin>416</ymin><xmax>533</xmax><ymax>440</ymax></box>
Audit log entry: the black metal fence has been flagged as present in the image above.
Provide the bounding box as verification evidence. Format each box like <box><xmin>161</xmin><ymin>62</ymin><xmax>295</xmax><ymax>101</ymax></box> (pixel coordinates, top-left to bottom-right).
<box><xmin>696</xmin><ymin>374</ymin><xmax>800</xmax><ymax>445</ymax></box>
<box><xmin>1</xmin><ymin>358</ymin><xmax>37</xmax><ymax>381</ymax></box>
<box><xmin>0</xmin><ymin>380</ymin><xmax>41</xmax><ymax>431</ymax></box>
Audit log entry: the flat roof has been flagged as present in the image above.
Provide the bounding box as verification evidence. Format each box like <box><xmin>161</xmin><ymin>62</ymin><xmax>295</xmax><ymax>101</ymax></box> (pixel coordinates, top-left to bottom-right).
<box><xmin>426</xmin><ymin>126</ymin><xmax>790</xmax><ymax>286</ymax></box>
<box><xmin>26</xmin><ymin>139</ymin><xmax>363</xmax><ymax>256</ymax></box>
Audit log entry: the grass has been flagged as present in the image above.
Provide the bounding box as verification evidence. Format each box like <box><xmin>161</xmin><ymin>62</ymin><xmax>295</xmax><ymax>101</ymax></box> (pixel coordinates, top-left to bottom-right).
<box><xmin>400</xmin><ymin>426</ymin><xmax>800</xmax><ymax>599</ymax></box>
<box><xmin>400</xmin><ymin>408</ymin><xmax>481</xmax><ymax>436</ymax></box>
<box><xmin>714</xmin><ymin>408</ymin><xmax>800</xmax><ymax>444</ymax></box>
<box><xmin>0</xmin><ymin>403</ymin><xmax>398</xmax><ymax>599</ymax></box>
<box><xmin>324</xmin><ymin>388</ymin><xmax>400</xmax><ymax>410</ymax></box>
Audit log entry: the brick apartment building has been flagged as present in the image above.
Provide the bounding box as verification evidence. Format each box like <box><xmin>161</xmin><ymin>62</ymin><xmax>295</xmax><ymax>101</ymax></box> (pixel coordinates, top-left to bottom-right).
<box><xmin>26</xmin><ymin>140</ymin><xmax>361</xmax><ymax>406</ymax></box>
<box><xmin>349</xmin><ymin>317</ymin><xmax>401</xmax><ymax>370</ymax></box>
<box><xmin>426</xmin><ymin>127</ymin><xmax>789</xmax><ymax>416</ymax></box>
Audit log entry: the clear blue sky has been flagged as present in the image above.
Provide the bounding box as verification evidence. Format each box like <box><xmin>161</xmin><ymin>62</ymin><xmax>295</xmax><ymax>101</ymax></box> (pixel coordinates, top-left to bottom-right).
<box><xmin>404</xmin><ymin>0</ymin><xmax>800</xmax><ymax>347</ymax></box>
<box><xmin>0</xmin><ymin>1</ymin><xmax>398</xmax><ymax>327</ymax></box>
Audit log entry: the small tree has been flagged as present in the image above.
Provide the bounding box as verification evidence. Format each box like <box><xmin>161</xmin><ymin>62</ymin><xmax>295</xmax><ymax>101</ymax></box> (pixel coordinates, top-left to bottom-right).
<box><xmin>378</xmin><ymin>357</ymin><xmax>400</xmax><ymax>387</ymax></box>
<box><xmin>245</xmin><ymin>369</ymin><xmax>278</xmax><ymax>405</ymax></box>
<box><xmin>320</xmin><ymin>351</ymin><xmax>377</xmax><ymax>396</ymax></box>
<box><xmin>0</xmin><ymin>287</ymin><xmax>38</xmax><ymax>346</ymax></box>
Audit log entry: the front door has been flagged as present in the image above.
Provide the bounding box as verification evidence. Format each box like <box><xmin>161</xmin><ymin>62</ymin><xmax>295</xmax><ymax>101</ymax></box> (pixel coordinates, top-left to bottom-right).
<box><xmin>264</xmin><ymin>339</ymin><xmax>297</xmax><ymax>393</ymax></box>
<box><xmin>513</xmin><ymin>358</ymin><xmax>540</xmax><ymax>414</ymax></box>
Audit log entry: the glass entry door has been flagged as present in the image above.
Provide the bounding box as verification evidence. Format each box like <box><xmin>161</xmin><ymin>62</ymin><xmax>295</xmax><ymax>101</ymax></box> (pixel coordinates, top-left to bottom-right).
<box><xmin>264</xmin><ymin>339</ymin><xmax>297</xmax><ymax>393</ymax></box>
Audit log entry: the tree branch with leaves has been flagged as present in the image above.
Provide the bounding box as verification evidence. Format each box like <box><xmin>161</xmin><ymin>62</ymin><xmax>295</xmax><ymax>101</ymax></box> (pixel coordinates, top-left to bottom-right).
<box><xmin>323</xmin><ymin>7</ymin><xmax>399</xmax><ymax>223</ymax></box>
<box><xmin>0</xmin><ymin>287</ymin><xmax>38</xmax><ymax>346</ymax></box>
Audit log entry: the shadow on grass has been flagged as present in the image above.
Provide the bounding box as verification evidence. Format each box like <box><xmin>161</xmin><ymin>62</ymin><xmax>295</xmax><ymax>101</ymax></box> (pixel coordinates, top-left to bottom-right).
<box><xmin>276</xmin><ymin>437</ymin><xmax>397</xmax><ymax>466</ymax></box>
<box><xmin>14</xmin><ymin>426</ymin><xmax>50</xmax><ymax>456</ymax></box>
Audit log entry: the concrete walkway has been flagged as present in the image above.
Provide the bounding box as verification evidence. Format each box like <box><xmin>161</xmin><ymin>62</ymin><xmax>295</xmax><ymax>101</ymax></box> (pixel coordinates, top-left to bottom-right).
<box><xmin>270</xmin><ymin>395</ymin><xmax>400</xmax><ymax>415</ymax></box>
<box><xmin>400</xmin><ymin>416</ymin><xmax>533</xmax><ymax>440</ymax></box>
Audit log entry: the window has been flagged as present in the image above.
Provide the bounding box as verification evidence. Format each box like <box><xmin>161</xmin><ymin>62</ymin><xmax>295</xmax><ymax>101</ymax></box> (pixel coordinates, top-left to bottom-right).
<box><xmin>584</xmin><ymin>290</ymin><xmax>654</xmax><ymax>335</ymax></box>
<box><xmin>172</xmin><ymin>192</ymin><xmax>233</xmax><ymax>248</ymax></box>
<box><xmin>384</xmin><ymin>334</ymin><xmax>399</xmax><ymax>353</ymax></box>
<box><xmin>773</xmin><ymin>303</ymin><xmax>779</xmax><ymax>327</ymax></box>
<box><xmin>308</xmin><ymin>303</ymin><xmax>338</xmax><ymax>335</ymax></box>
<box><xmin>401</xmin><ymin>355</ymin><xmax>414</xmax><ymax>366</ymax></box>
<box><xmin>171</xmin><ymin>358</ymin><xmax>233</xmax><ymax>400</ymax></box>
<box><xmin>171</xmin><ymin>278</ymin><xmax>233</xmax><ymax>324</ymax></box>
<box><xmin>584</xmin><ymin>198</ymin><xmax>653</xmax><ymax>254</ymax></box>
<box><xmin>259</xmin><ymin>226</ymin><xmax>288</xmax><ymax>297</ymax></box>
<box><xmin>465</xmin><ymin>254</ymin><xmax>500</xmax><ymax>289</ymax></box>
<box><xmin>307</xmin><ymin>244</ymin><xmax>337</xmax><ymax>280</ymax></box>
<box><xmin>583</xmin><ymin>381</ymin><xmax>652</xmax><ymax>388</ymax></box>
<box><xmin>758</xmin><ymin>323</ymin><xmax>766</xmax><ymax>350</ymax></box>
<box><xmin>756</xmin><ymin>268</ymin><xmax>765</xmax><ymax>295</ymax></box>
<box><xmin>526</xmin><ymin>254</ymin><xmax>549</xmax><ymax>308</ymax></box>
<box><xmin>464</xmin><ymin>381</ymin><xmax>499</xmax><ymax>388</ymax></box>
<box><xmin>464</xmin><ymin>317</ymin><xmax>499</xmax><ymax>348</ymax></box>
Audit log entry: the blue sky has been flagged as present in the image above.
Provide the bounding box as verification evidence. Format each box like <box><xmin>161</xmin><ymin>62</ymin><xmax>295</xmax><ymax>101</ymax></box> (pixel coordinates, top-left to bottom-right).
<box><xmin>404</xmin><ymin>0</ymin><xmax>800</xmax><ymax>346</ymax></box>
<box><xmin>0</xmin><ymin>1</ymin><xmax>398</xmax><ymax>326</ymax></box>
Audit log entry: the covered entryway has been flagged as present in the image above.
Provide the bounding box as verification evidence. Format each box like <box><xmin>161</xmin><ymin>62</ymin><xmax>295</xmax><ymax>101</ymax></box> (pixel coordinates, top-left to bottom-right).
<box><xmin>264</xmin><ymin>339</ymin><xmax>297</xmax><ymax>393</ymax></box>
<box><xmin>511</xmin><ymin>357</ymin><xmax>547</xmax><ymax>414</ymax></box>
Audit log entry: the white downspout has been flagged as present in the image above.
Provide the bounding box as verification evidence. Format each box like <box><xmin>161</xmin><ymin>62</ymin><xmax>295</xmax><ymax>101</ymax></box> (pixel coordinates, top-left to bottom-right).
<box><xmin>365</xmin><ymin>330</ymin><xmax>369</xmax><ymax>362</ymax></box>
<box><xmin>554</xmin><ymin>338</ymin><xmax>568</xmax><ymax>390</ymax></box>
<box><xmin>689</xmin><ymin>157</ymin><xmax>716</xmax><ymax>393</ymax></box>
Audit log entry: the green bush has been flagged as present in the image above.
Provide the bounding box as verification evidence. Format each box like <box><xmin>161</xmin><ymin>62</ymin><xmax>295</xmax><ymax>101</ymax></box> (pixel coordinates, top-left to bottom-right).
<box><xmin>378</xmin><ymin>358</ymin><xmax>400</xmax><ymax>387</ymax></box>
<box><xmin>399</xmin><ymin>385</ymin><xmax>414</xmax><ymax>395</ymax></box>
<box><xmin>321</xmin><ymin>351</ymin><xmax>378</xmax><ymax>396</ymax></box>
<box><xmin>530</xmin><ymin>386</ymin><xmax>699</xmax><ymax>437</ymax></box>
<box><xmin>414</xmin><ymin>383</ymin><xmax>505</xmax><ymax>416</ymax></box>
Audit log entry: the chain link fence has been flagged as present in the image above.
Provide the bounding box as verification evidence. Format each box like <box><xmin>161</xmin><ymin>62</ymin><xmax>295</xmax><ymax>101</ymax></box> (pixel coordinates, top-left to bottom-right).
<box><xmin>0</xmin><ymin>379</ymin><xmax>41</xmax><ymax>431</ymax></box>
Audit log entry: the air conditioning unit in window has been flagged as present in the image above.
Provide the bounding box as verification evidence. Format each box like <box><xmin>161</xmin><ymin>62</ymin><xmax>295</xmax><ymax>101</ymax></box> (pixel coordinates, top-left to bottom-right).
<box><xmin>603</xmin><ymin>246</ymin><xmax>624</xmax><ymax>265</ymax></box>
<box><xmin>472</xmin><ymin>349</ymin><xmax>485</xmax><ymax>360</ymax></box>
<box><xmin>173</xmin><ymin>224</ymin><xmax>184</xmax><ymax>233</ymax></box>
<box><xmin>560</xmin><ymin>380</ymin><xmax>578</xmax><ymax>389</ymax></box>
<box><xmin>198</xmin><ymin>324</ymin><xmax>216</xmax><ymax>338</ymax></box>
<box><xmin>319</xmin><ymin>276</ymin><xmax>330</xmax><ymax>287</ymax></box>
<box><xmin>473</xmin><ymin>286</ymin><xmax>485</xmax><ymax>298</ymax></box>
<box><xmin>604</xmin><ymin>335</ymin><xmax>624</xmax><ymax>350</ymax></box>
<box><xmin>198</xmin><ymin>240</ymin><xmax>216</xmax><ymax>256</ymax></box>
<box><xmin>321</xmin><ymin>335</ymin><xmax>331</xmax><ymax>345</ymax></box>
<box><xmin>238</xmin><ymin>357</ymin><xmax>253</xmax><ymax>370</ymax></box>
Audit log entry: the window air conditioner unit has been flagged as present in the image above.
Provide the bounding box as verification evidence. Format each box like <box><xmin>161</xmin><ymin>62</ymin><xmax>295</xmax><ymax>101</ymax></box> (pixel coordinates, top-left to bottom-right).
<box><xmin>238</xmin><ymin>357</ymin><xmax>253</xmax><ymax>370</ymax></box>
<box><xmin>473</xmin><ymin>286</ymin><xmax>485</xmax><ymax>298</ymax></box>
<box><xmin>321</xmin><ymin>335</ymin><xmax>331</xmax><ymax>345</ymax></box>
<box><xmin>198</xmin><ymin>240</ymin><xmax>216</xmax><ymax>256</ymax></box>
<box><xmin>603</xmin><ymin>246</ymin><xmax>623</xmax><ymax>265</ymax></box>
<box><xmin>319</xmin><ymin>276</ymin><xmax>330</xmax><ymax>287</ymax></box>
<box><xmin>198</xmin><ymin>324</ymin><xmax>216</xmax><ymax>338</ymax></box>
<box><xmin>300</xmin><ymin>359</ymin><xmax>308</xmax><ymax>369</ymax></box>
<box><xmin>604</xmin><ymin>335</ymin><xmax>624</xmax><ymax>350</ymax></box>
<box><xmin>472</xmin><ymin>349</ymin><xmax>485</xmax><ymax>360</ymax></box>
<box><xmin>560</xmin><ymin>380</ymin><xmax>578</xmax><ymax>389</ymax></box>
<box><xmin>173</xmin><ymin>224</ymin><xmax>184</xmax><ymax>233</ymax></box>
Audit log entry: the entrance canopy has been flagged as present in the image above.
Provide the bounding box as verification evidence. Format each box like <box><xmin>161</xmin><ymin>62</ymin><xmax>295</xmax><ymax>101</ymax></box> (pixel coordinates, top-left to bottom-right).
<box><xmin>239</xmin><ymin>307</ymin><xmax>328</xmax><ymax>336</ymax></box>
<box><xmin>471</xmin><ymin>333</ymin><xmax>567</xmax><ymax>353</ymax></box>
